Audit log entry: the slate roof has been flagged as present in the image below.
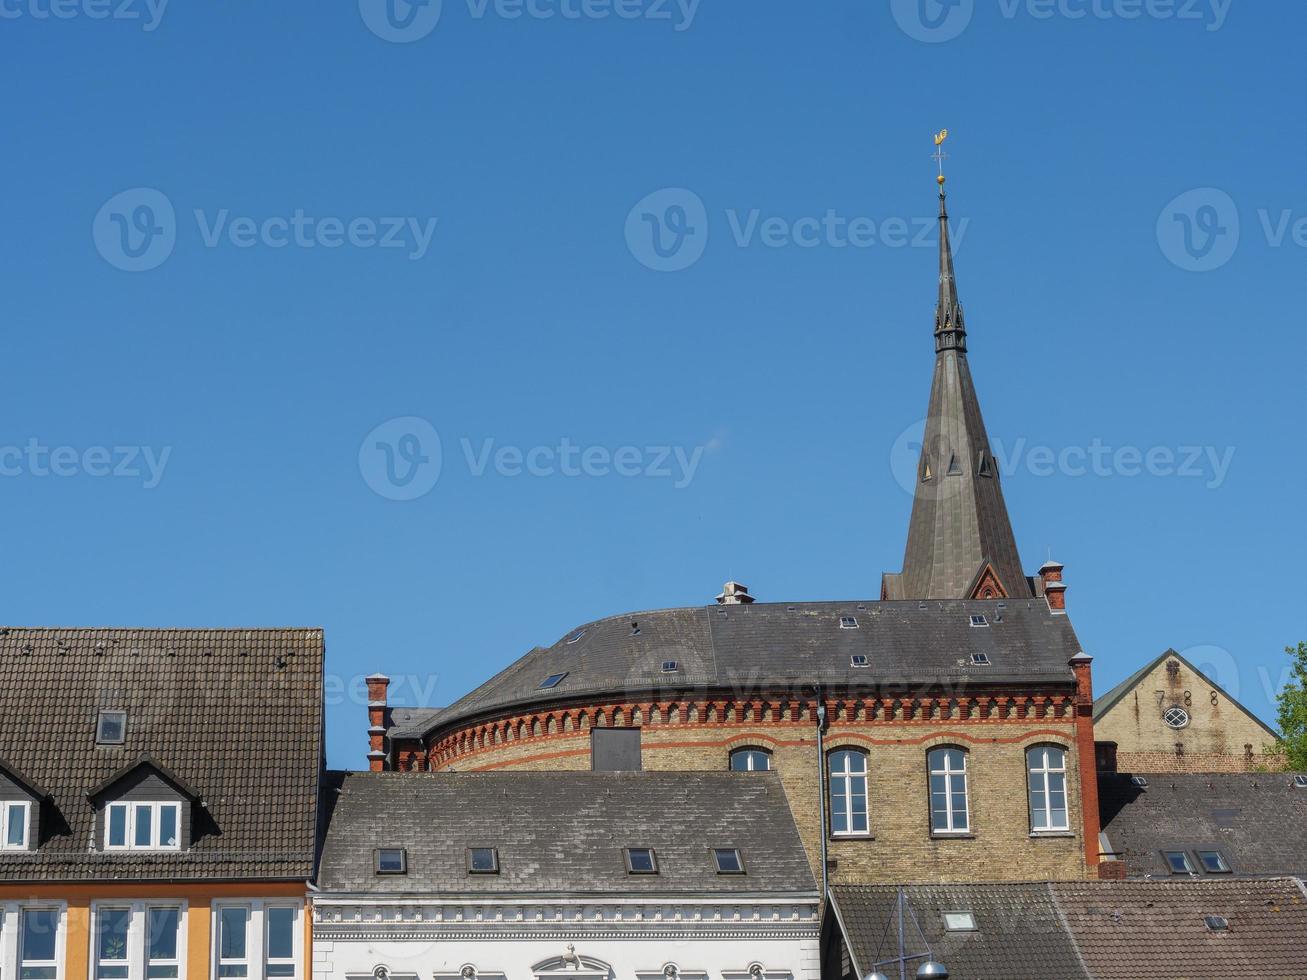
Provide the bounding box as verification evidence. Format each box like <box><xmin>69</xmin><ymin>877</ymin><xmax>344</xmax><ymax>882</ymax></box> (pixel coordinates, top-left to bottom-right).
<box><xmin>1051</xmin><ymin>878</ymin><xmax>1307</xmax><ymax>980</ymax></box>
<box><xmin>386</xmin><ymin>706</ymin><xmax>445</xmax><ymax>739</ymax></box>
<box><xmin>1099</xmin><ymin>772</ymin><xmax>1307</xmax><ymax>878</ymax></box>
<box><xmin>830</xmin><ymin>879</ymin><xmax>1307</xmax><ymax>980</ymax></box>
<box><xmin>317</xmin><ymin>770</ymin><xmax>817</xmax><ymax>897</ymax></box>
<box><xmin>408</xmin><ymin>599</ymin><xmax>1083</xmax><ymax>738</ymax></box>
<box><xmin>829</xmin><ymin>882</ymin><xmax>1092</xmax><ymax>980</ymax></box>
<box><xmin>0</xmin><ymin>627</ymin><xmax>324</xmax><ymax>882</ymax></box>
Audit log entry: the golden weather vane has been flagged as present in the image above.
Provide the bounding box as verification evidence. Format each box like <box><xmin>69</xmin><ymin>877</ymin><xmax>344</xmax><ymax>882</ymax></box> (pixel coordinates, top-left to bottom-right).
<box><xmin>932</xmin><ymin>129</ymin><xmax>949</xmax><ymax>186</ymax></box>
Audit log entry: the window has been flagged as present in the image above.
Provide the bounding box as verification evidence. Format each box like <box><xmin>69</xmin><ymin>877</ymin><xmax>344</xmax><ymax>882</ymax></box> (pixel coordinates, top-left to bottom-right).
<box><xmin>942</xmin><ymin>912</ymin><xmax>976</xmax><ymax>932</ymax></box>
<box><xmin>839</xmin><ymin>616</ymin><xmax>858</xmax><ymax>629</ymax></box>
<box><xmin>712</xmin><ymin>848</ymin><xmax>744</xmax><ymax>874</ymax></box>
<box><xmin>928</xmin><ymin>747</ymin><xmax>970</xmax><ymax>834</ymax></box>
<box><xmin>214</xmin><ymin>903</ymin><xmax>298</xmax><ymax>980</ymax></box>
<box><xmin>20</xmin><ymin>908</ymin><xmax>61</xmax><ymax>980</ymax></box>
<box><xmin>1204</xmin><ymin>915</ymin><xmax>1229</xmax><ymax>932</ymax></box>
<box><xmin>624</xmin><ymin>847</ymin><xmax>657</xmax><ymax>874</ymax></box>
<box><xmin>1197</xmin><ymin>850</ymin><xmax>1230</xmax><ymax>873</ymax></box>
<box><xmin>969</xmin><ymin>652</ymin><xmax>991</xmax><ymax>666</ymax></box>
<box><xmin>1163</xmin><ymin>706</ymin><xmax>1190</xmax><ymax>729</ymax></box>
<box><xmin>375</xmin><ymin>848</ymin><xmax>407</xmax><ymax>874</ymax></box>
<box><xmin>1164</xmin><ymin>850</ymin><xmax>1195</xmax><ymax>874</ymax></box>
<box><xmin>217</xmin><ymin>907</ymin><xmax>249</xmax><ymax>978</ymax></box>
<box><xmin>969</xmin><ymin>615</ymin><xmax>988</xmax><ymax>628</ymax></box>
<box><xmin>1130</xmin><ymin>775</ymin><xmax>1149</xmax><ymax>788</ymax></box>
<box><xmin>829</xmin><ymin>749</ymin><xmax>869</xmax><ymax>836</ymax></box>
<box><xmin>538</xmin><ymin>673</ymin><xmax>567</xmax><ymax>690</ymax></box>
<box><xmin>729</xmin><ymin>748</ymin><xmax>771</xmax><ymax>772</ymax></box>
<box><xmin>264</xmin><ymin>908</ymin><xmax>296</xmax><ymax>978</ymax></box>
<box><xmin>92</xmin><ymin>904</ymin><xmax>182</xmax><ymax>980</ymax></box>
<box><xmin>147</xmin><ymin>907</ymin><xmax>181</xmax><ymax>979</ymax></box>
<box><xmin>96</xmin><ymin>907</ymin><xmax>130</xmax><ymax>980</ymax></box>
<box><xmin>105</xmin><ymin>802</ymin><xmax>181</xmax><ymax>850</ymax></box>
<box><xmin>1295</xmin><ymin>775</ymin><xmax>1307</xmax><ymax>789</ymax></box>
<box><xmin>2</xmin><ymin>800</ymin><xmax>30</xmax><ymax>849</ymax></box>
<box><xmin>467</xmin><ymin>848</ymin><xmax>499</xmax><ymax>874</ymax></box>
<box><xmin>96</xmin><ymin>711</ymin><xmax>127</xmax><ymax>745</ymax></box>
<box><xmin>565</xmin><ymin>630</ymin><xmax>586</xmax><ymax>644</ymax></box>
<box><xmin>1027</xmin><ymin>746</ymin><xmax>1069</xmax><ymax>832</ymax></box>
<box><xmin>660</xmin><ymin>661</ymin><xmax>679</xmax><ymax>673</ymax></box>
<box><xmin>850</xmin><ymin>655</ymin><xmax>869</xmax><ymax>668</ymax></box>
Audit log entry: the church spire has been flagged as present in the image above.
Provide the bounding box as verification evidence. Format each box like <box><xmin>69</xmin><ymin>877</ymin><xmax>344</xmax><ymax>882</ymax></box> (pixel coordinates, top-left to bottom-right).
<box><xmin>884</xmin><ymin>132</ymin><xmax>1032</xmax><ymax>602</ymax></box>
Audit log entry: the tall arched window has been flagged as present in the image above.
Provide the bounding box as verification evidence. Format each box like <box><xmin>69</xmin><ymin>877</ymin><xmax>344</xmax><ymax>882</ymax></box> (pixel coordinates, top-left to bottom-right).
<box><xmin>729</xmin><ymin>748</ymin><xmax>771</xmax><ymax>772</ymax></box>
<box><xmin>829</xmin><ymin>749</ymin><xmax>869</xmax><ymax>836</ymax></box>
<box><xmin>927</xmin><ymin>747</ymin><xmax>969</xmax><ymax>833</ymax></box>
<box><xmin>1027</xmin><ymin>745</ymin><xmax>1069</xmax><ymax>831</ymax></box>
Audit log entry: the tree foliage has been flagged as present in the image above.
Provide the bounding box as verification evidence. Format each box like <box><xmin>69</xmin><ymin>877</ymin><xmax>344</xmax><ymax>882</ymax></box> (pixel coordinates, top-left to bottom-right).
<box><xmin>1272</xmin><ymin>641</ymin><xmax>1307</xmax><ymax>771</ymax></box>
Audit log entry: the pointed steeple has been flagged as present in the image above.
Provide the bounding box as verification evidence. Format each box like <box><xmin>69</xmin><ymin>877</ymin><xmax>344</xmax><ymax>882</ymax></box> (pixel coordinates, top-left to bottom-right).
<box><xmin>887</xmin><ymin>136</ymin><xmax>1031</xmax><ymax>601</ymax></box>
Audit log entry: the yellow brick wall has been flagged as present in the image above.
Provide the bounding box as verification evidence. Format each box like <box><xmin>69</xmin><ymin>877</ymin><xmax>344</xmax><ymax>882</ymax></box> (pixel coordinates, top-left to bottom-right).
<box><xmin>437</xmin><ymin>719</ymin><xmax>1089</xmax><ymax>883</ymax></box>
<box><xmin>1095</xmin><ymin>656</ymin><xmax>1278</xmax><ymax>772</ymax></box>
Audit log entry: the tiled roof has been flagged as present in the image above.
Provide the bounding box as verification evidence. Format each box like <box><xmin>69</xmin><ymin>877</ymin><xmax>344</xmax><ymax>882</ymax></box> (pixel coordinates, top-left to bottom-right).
<box><xmin>1051</xmin><ymin>879</ymin><xmax>1307</xmax><ymax>979</ymax></box>
<box><xmin>317</xmin><ymin>770</ymin><xmax>817</xmax><ymax>896</ymax></box>
<box><xmin>410</xmin><ymin>598</ymin><xmax>1082</xmax><ymax>737</ymax></box>
<box><xmin>830</xmin><ymin>882</ymin><xmax>1092</xmax><ymax>980</ymax></box>
<box><xmin>1099</xmin><ymin>772</ymin><xmax>1307</xmax><ymax>878</ymax></box>
<box><xmin>0</xmin><ymin>627</ymin><xmax>323</xmax><ymax>882</ymax></box>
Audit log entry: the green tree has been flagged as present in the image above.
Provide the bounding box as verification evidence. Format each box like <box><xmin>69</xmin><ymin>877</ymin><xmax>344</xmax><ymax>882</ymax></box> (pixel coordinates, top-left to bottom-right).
<box><xmin>1272</xmin><ymin>641</ymin><xmax>1307</xmax><ymax>771</ymax></box>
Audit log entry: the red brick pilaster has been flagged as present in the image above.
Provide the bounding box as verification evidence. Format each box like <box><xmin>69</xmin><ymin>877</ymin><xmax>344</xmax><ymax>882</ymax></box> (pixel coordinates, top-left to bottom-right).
<box><xmin>1070</xmin><ymin>655</ymin><xmax>1100</xmax><ymax>872</ymax></box>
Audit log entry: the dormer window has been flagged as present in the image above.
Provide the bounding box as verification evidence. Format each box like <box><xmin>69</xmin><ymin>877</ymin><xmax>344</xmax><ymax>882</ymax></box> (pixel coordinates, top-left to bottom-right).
<box><xmin>1</xmin><ymin>800</ymin><xmax>31</xmax><ymax>849</ymax></box>
<box><xmin>97</xmin><ymin>710</ymin><xmax>127</xmax><ymax>745</ymax></box>
<box><xmin>105</xmin><ymin>801</ymin><xmax>181</xmax><ymax>850</ymax></box>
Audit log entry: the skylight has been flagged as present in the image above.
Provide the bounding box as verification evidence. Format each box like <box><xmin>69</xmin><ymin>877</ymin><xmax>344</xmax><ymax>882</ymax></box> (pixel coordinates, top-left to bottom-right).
<box><xmin>661</xmin><ymin>661</ymin><xmax>679</xmax><ymax>673</ymax></box>
<box><xmin>712</xmin><ymin>848</ymin><xmax>744</xmax><ymax>874</ymax></box>
<box><xmin>625</xmin><ymin>847</ymin><xmax>658</xmax><ymax>874</ymax></box>
<box><xmin>467</xmin><ymin>847</ymin><xmax>499</xmax><ymax>874</ymax></box>
<box><xmin>969</xmin><ymin>615</ymin><xmax>989</xmax><ymax>628</ymax></box>
<box><xmin>376</xmin><ymin>848</ymin><xmax>407</xmax><ymax>874</ymax></box>
<box><xmin>850</xmin><ymin>655</ymin><xmax>869</xmax><ymax>668</ymax></box>
<box><xmin>1293</xmin><ymin>775</ymin><xmax>1307</xmax><ymax>789</ymax></box>
<box><xmin>1164</xmin><ymin>850</ymin><xmax>1196</xmax><ymax>874</ymax></box>
<box><xmin>839</xmin><ymin>616</ymin><xmax>859</xmax><ymax>629</ymax></box>
<box><xmin>96</xmin><ymin>710</ymin><xmax>127</xmax><ymax>746</ymax></box>
<box><xmin>1204</xmin><ymin>915</ymin><xmax>1229</xmax><ymax>932</ymax></box>
<box><xmin>566</xmin><ymin>630</ymin><xmax>586</xmax><ymax>644</ymax></box>
<box><xmin>1131</xmin><ymin>776</ymin><xmax>1149</xmax><ymax>788</ymax></box>
<box><xmin>970</xmin><ymin>652</ymin><xmax>991</xmax><ymax>666</ymax></box>
<box><xmin>538</xmin><ymin>673</ymin><xmax>568</xmax><ymax>690</ymax></box>
<box><xmin>1197</xmin><ymin>850</ymin><xmax>1230</xmax><ymax>874</ymax></box>
<box><xmin>942</xmin><ymin>912</ymin><xmax>977</xmax><ymax>932</ymax></box>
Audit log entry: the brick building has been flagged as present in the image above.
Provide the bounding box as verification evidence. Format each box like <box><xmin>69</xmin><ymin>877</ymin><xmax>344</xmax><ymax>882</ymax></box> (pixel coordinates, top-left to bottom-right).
<box><xmin>369</xmin><ymin>176</ymin><xmax>1106</xmax><ymax>886</ymax></box>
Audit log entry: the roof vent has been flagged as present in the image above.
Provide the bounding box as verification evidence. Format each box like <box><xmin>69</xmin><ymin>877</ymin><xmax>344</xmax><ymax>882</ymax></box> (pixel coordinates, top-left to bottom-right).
<box><xmin>1204</xmin><ymin>915</ymin><xmax>1229</xmax><ymax>932</ymax></box>
<box><xmin>716</xmin><ymin>581</ymin><xmax>755</xmax><ymax>605</ymax></box>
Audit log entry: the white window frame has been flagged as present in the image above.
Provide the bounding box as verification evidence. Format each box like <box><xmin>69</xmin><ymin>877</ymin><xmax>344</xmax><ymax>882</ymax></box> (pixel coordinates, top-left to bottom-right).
<box><xmin>211</xmin><ymin>902</ymin><xmax>301</xmax><ymax>980</ymax></box>
<box><xmin>0</xmin><ymin>902</ymin><xmax>68</xmax><ymax>980</ymax></box>
<box><xmin>1</xmin><ymin>800</ymin><xmax>31</xmax><ymax>850</ymax></box>
<box><xmin>91</xmin><ymin>901</ymin><xmax>187</xmax><ymax>980</ymax></box>
<box><xmin>104</xmin><ymin>802</ymin><xmax>182</xmax><ymax>851</ymax></box>
<box><xmin>829</xmin><ymin>749</ymin><xmax>870</xmax><ymax>837</ymax></box>
<box><xmin>1027</xmin><ymin>745</ymin><xmax>1070</xmax><ymax>832</ymax></box>
<box><xmin>728</xmin><ymin>748</ymin><xmax>771</xmax><ymax>772</ymax></box>
<box><xmin>928</xmin><ymin>747</ymin><xmax>970</xmax><ymax>834</ymax></box>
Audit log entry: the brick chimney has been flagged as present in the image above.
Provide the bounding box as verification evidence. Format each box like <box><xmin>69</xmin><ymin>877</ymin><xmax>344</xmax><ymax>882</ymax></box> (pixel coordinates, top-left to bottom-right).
<box><xmin>715</xmin><ymin>581</ymin><xmax>755</xmax><ymax>605</ymax></box>
<box><xmin>1069</xmin><ymin>654</ymin><xmax>1100</xmax><ymax>872</ymax></box>
<box><xmin>1040</xmin><ymin>560</ymin><xmax>1066</xmax><ymax>613</ymax></box>
<box><xmin>366</xmin><ymin>673</ymin><xmax>390</xmax><ymax>772</ymax></box>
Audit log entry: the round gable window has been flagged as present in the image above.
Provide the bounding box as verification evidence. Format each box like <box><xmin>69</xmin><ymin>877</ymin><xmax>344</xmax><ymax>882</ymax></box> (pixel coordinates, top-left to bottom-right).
<box><xmin>1163</xmin><ymin>706</ymin><xmax>1190</xmax><ymax>729</ymax></box>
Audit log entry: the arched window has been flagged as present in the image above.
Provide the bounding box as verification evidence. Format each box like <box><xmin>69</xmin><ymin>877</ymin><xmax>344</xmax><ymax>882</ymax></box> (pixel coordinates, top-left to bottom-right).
<box><xmin>729</xmin><ymin>748</ymin><xmax>771</xmax><ymax>772</ymax></box>
<box><xmin>927</xmin><ymin>747</ymin><xmax>969</xmax><ymax>833</ymax></box>
<box><xmin>829</xmin><ymin>749</ymin><xmax>869</xmax><ymax>836</ymax></box>
<box><xmin>1027</xmin><ymin>745</ymin><xmax>1069</xmax><ymax>832</ymax></box>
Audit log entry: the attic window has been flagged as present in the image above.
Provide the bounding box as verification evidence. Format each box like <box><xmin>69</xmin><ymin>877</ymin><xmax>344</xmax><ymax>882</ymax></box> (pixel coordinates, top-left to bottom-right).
<box><xmin>977</xmin><ymin>451</ymin><xmax>993</xmax><ymax>477</ymax></box>
<box><xmin>624</xmin><ymin>847</ymin><xmax>658</xmax><ymax>874</ymax></box>
<box><xmin>712</xmin><ymin>848</ymin><xmax>744</xmax><ymax>874</ymax></box>
<box><xmin>1131</xmin><ymin>776</ymin><xmax>1149</xmax><ymax>788</ymax></box>
<box><xmin>969</xmin><ymin>615</ymin><xmax>989</xmax><ymax>628</ymax></box>
<box><xmin>1</xmin><ymin>801</ymin><xmax>31</xmax><ymax>850</ymax></box>
<box><xmin>566</xmin><ymin>630</ymin><xmax>586</xmax><ymax>644</ymax></box>
<box><xmin>376</xmin><ymin>848</ymin><xmax>407</xmax><ymax>874</ymax></box>
<box><xmin>970</xmin><ymin>652</ymin><xmax>991</xmax><ymax>666</ymax></box>
<box><xmin>1204</xmin><ymin>915</ymin><xmax>1229</xmax><ymax>932</ymax></box>
<box><xmin>942</xmin><ymin>911</ymin><xmax>977</xmax><ymax>932</ymax></box>
<box><xmin>850</xmin><ymin>655</ymin><xmax>869</xmax><ymax>668</ymax></box>
<box><xmin>839</xmin><ymin>616</ymin><xmax>859</xmax><ymax>629</ymax></box>
<box><xmin>467</xmin><ymin>847</ymin><xmax>499</xmax><ymax>874</ymax></box>
<box><xmin>1163</xmin><ymin>850</ymin><xmax>1195</xmax><ymax>874</ymax></box>
<box><xmin>96</xmin><ymin>710</ymin><xmax>127</xmax><ymax>745</ymax></box>
<box><xmin>1197</xmin><ymin>850</ymin><xmax>1231</xmax><ymax>873</ymax></box>
<box><xmin>538</xmin><ymin>673</ymin><xmax>567</xmax><ymax>690</ymax></box>
<box><xmin>105</xmin><ymin>801</ymin><xmax>181</xmax><ymax>851</ymax></box>
<box><xmin>661</xmin><ymin>661</ymin><xmax>679</xmax><ymax>674</ymax></box>
<box><xmin>1163</xmin><ymin>706</ymin><xmax>1191</xmax><ymax>729</ymax></box>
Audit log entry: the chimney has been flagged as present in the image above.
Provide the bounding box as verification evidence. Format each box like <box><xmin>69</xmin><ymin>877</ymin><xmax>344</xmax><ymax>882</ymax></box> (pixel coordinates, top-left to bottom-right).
<box><xmin>366</xmin><ymin>673</ymin><xmax>390</xmax><ymax>772</ymax></box>
<box><xmin>1040</xmin><ymin>560</ymin><xmax>1066</xmax><ymax>613</ymax></box>
<box><xmin>715</xmin><ymin>581</ymin><xmax>755</xmax><ymax>605</ymax></box>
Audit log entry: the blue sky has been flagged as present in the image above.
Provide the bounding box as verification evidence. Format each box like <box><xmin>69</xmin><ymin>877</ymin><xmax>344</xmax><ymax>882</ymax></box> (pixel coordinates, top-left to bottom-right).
<box><xmin>2</xmin><ymin>0</ymin><xmax>1303</xmax><ymax>767</ymax></box>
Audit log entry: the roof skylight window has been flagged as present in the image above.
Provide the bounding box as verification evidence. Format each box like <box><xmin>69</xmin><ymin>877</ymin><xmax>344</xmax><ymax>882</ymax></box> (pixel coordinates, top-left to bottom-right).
<box><xmin>942</xmin><ymin>912</ymin><xmax>977</xmax><ymax>932</ymax></box>
<box><xmin>850</xmin><ymin>655</ymin><xmax>869</xmax><ymax>668</ymax></box>
<box><xmin>661</xmin><ymin>661</ymin><xmax>679</xmax><ymax>673</ymax></box>
<box><xmin>839</xmin><ymin>616</ymin><xmax>859</xmax><ymax>629</ymax></box>
<box><xmin>376</xmin><ymin>848</ymin><xmax>407</xmax><ymax>874</ymax></box>
<box><xmin>1197</xmin><ymin>850</ymin><xmax>1230</xmax><ymax>873</ymax></box>
<box><xmin>1204</xmin><ymin>915</ymin><xmax>1229</xmax><ymax>932</ymax></box>
<box><xmin>1164</xmin><ymin>850</ymin><xmax>1196</xmax><ymax>874</ymax></box>
<box><xmin>1131</xmin><ymin>776</ymin><xmax>1149</xmax><ymax>788</ymax></box>
<box><xmin>96</xmin><ymin>710</ymin><xmax>127</xmax><ymax>746</ymax></box>
<box><xmin>467</xmin><ymin>847</ymin><xmax>499</xmax><ymax>874</ymax></box>
<box><xmin>624</xmin><ymin>847</ymin><xmax>658</xmax><ymax>874</ymax></box>
<box><xmin>538</xmin><ymin>673</ymin><xmax>567</xmax><ymax>690</ymax></box>
<box><xmin>566</xmin><ymin>630</ymin><xmax>586</xmax><ymax>644</ymax></box>
<box><xmin>970</xmin><ymin>652</ymin><xmax>991</xmax><ymax>666</ymax></box>
<box><xmin>712</xmin><ymin>848</ymin><xmax>744</xmax><ymax>874</ymax></box>
<box><xmin>969</xmin><ymin>615</ymin><xmax>989</xmax><ymax>628</ymax></box>
<box><xmin>1295</xmin><ymin>775</ymin><xmax>1307</xmax><ymax>789</ymax></box>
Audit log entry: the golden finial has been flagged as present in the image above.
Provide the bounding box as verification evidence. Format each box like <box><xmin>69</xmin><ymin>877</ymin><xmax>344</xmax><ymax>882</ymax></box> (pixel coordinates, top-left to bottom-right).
<box><xmin>932</xmin><ymin>129</ymin><xmax>949</xmax><ymax>186</ymax></box>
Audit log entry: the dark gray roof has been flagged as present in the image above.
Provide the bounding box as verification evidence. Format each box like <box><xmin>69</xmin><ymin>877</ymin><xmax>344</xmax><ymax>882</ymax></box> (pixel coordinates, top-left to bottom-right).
<box><xmin>0</xmin><ymin>627</ymin><xmax>324</xmax><ymax>882</ymax></box>
<box><xmin>386</xmin><ymin>706</ymin><xmax>445</xmax><ymax>739</ymax></box>
<box><xmin>892</xmin><ymin>190</ymin><xmax>1032</xmax><ymax>602</ymax></box>
<box><xmin>411</xmin><ymin>599</ymin><xmax>1082</xmax><ymax>736</ymax></box>
<box><xmin>1099</xmin><ymin>772</ymin><xmax>1307</xmax><ymax>878</ymax></box>
<box><xmin>317</xmin><ymin>770</ymin><xmax>817</xmax><ymax>897</ymax></box>
<box><xmin>830</xmin><ymin>882</ymin><xmax>1092</xmax><ymax>980</ymax></box>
